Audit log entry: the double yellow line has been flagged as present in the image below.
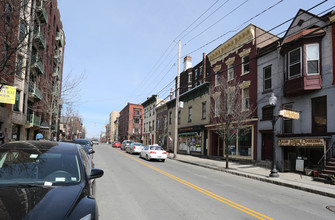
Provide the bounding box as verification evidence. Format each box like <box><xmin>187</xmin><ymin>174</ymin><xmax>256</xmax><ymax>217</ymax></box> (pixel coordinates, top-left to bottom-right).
<box><xmin>116</xmin><ymin>149</ymin><xmax>273</xmax><ymax>220</ymax></box>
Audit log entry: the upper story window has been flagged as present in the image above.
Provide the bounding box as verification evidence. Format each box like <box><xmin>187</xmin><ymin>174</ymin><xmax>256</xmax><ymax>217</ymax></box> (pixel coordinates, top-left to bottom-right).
<box><xmin>13</xmin><ymin>91</ymin><xmax>21</xmax><ymax>112</ymax></box>
<box><xmin>215</xmin><ymin>97</ymin><xmax>220</xmax><ymax>117</ymax></box>
<box><xmin>228</xmin><ymin>64</ymin><xmax>234</xmax><ymax>81</ymax></box>
<box><xmin>202</xmin><ymin>102</ymin><xmax>206</xmax><ymax>119</ymax></box>
<box><xmin>178</xmin><ymin>110</ymin><xmax>181</xmax><ymax>125</ymax></box>
<box><xmin>199</xmin><ymin>66</ymin><xmax>203</xmax><ymax>76</ymax></box>
<box><xmin>242</xmin><ymin>55</ymin><xmax>249</xmax><ymax>75</ymax></box>
<box><xmin>188</xmin><ymin>73</ymin><xmax>192</xmax><ymax>83</ymax></box>
<box><xmin>282</xmin><ymin>104</ymin><xmax>293</xmax><ymax>134</ymax></box>
<box><xmin>195</xmin><ymin>69</ymin><xmax>198</xmax><ymax>79</ymax></box>
<box><xmin>312</xmin><ymin>96</ymin><xmax>326</xmax><ymax>134</ymax></box>
<box><xmin>242</xmin><ymin>87</ymin><xmax>249</xmax><ymax>111</ymax></box>
<box><xmin>188</xmin><ymin>106</ymin><xmax>192</xmax><ymax>122</ymax></box>
<box><xmin>263</xmin><ymin>65</ymin><xmax>272</xmax><ymax>91</ymax></box>
<box><xmin>262</xmin><ymin>106</ymin><xmax>273</xmax><ymax>120</ymax></box>
<box><xmin>288</xmin><ymin>47</ymin><xmax>301</xmax><ymax>79</ymax></box>
<box><xmin>306</xmin><ymin>43</ymin><xmax>319</xmax><ymax>75</ymax></box>
<box><xmin>169</xmin><ymin>112</ymin><xmax>172</xmax><ymax>125</ymax></box>
<box><xmin>6</xmin><ymin>4</ymin><xmax>12</xmax><ymax>26</ymax></box>
<box><xmin>16</xmin><ymin>55</ymin><xmax>24</xmax><ymax>78</ymax></box>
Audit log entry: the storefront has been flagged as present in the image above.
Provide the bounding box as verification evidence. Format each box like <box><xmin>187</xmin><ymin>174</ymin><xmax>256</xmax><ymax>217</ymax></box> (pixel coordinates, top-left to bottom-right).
<box><xmin>278</xmin><ymin>138</ymin><xmax>327</xmax><ymax>172</ymax></box>
<box><xmin>178</xmin><ymin>126</ymin><xmax>206</xmax><ymax>156</ymax></box>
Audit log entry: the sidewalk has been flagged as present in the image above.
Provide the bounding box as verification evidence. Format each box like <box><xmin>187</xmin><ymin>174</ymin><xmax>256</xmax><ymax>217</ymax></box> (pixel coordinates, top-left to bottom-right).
<box><xmin>169</xmin><ymin>154</ymin><xmax>335</xmax><ymax>198</ymax></box>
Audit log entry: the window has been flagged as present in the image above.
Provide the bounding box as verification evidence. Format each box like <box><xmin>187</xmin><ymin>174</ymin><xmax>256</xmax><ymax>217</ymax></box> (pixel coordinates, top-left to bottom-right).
<box><xmin>227</xmin><ymin>91</ymin><xmax>234</xmax><ymax>115</ymax></box>
<box><xmin>188</xmin><ymin>106</ymin><xmax>192</xmax><ymax>122</ymax></box>
<box><xmin>134</xmin><ymin>118</ymin><xmax>139</xmax><ymax>123</ymax></box>
<box><xmin>282</xmin><ymin>104</ymin><xmax>293</xmax><ymax>134</ymax></box>
<box><xmin>202</xmin><ymin>102</ymin><xmax>206</xmax><ymax>119</ymax></box>
<box><xmin>262</xmin><ymin>106</ymin><xmax>273</xmax><ymax>120</ymax></box>
<box><xmin>152</xmin><ymin>120</ymin><xmax>154</xmax><ymax>130</ymax></box>
<box><xmin>263</xmin><ymin>65</ymin><xmax>272</xmax><ymax>91</ymax></box>
<box><xmin>188</xmin><ymin>73</ymin><xmax>192</xmax><ymax>83</ymax></box>
<box><xmin>178</xmin><ymin>110</ymin><xmax>181</xmax><ymax>125</ymax></box>
<box><xmin>195</xmin><ymin>69</ymin><xmax>198</xmax><ymax>79</ymax></box>
<box><xmin>16</xmin><ymin>55</ymin><xmax>24</xmax><ymax>77</ymax></box>
<box><xmin>149</xmin><ymin>121</ymin><xmax>151</xmax><ymax>131</ymax></box>
<box><xmin>199</xmin><ymin>66</ymin><xmax>203</xmax><ymax>76</ymax></box>
<box><xmin>306</xmin><ymin>43</ymin><xmax>319</xmax><ymax>75</ymax></box>
<box><xmin>288</xmin><ymin>47</ymin><xmax>301</xmax><ymax>79</ymax></box>
<box><xmin>238</xmin><ymin>127</ymin><xmax>252</xmax><ymax>156</ymax></box>
<box><xmin>13</xmin><ymin>91</ymin><xmax>21</xmax><ymax>112</ymax></box>
<box><xmin>19</xmin><ymin>22</ymin><xmax>26</xmax><ymax>41</ymax></box>
<box><xmin>312</xmin><ymin>96</ymin><xmax>326</xmax><ymax>134</ymax></box>
<box><xmin>215</xmin><ymin>97</ymin><xmax>220</xmax><ymax>117</ymax></box>
<box><xmin>23</xmin><ymin>93</ymin><xmax>26</xmax><ymax>114</ymax></box>
<box><xmin>215</xmin><ymin>73</ymin><xmax>221</xmax><ymax>87</ymax></box>
<box><xmin>228</xmin><ymin>64</ymin><xmax>234</xmax><ymax>81</ymax></box>
<box><xmin>164</xmin><ymin>116</ymin><xmax>167</xmax><ymax>129</ymax></box>
<box><xmin>242</xmin><ymin>88</ymin><xmax>249</xmax><ymax>111</ymax></box>
<box><xmin>242</xmin><ymin>55</ymin><xmax>249</xmax><ymax>74</ymax></box>
<box><xmin>169</xmin><ymin>112</ymin><xmax>172</xmax><ymax>124</ymax></box>
<box><xmin>6</xmin><ymin>4</ymin><xmax>12</xmax><ymax>26</ymax></box>
<box><xmin>157</xmin><ymin>119</ymin><xmax>160</xmax><ymax>130</ymax></box>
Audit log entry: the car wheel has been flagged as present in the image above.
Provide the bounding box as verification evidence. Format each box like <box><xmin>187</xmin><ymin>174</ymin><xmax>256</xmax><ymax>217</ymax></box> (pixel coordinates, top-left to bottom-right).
<box><xmin>161</xmin><ymin>159</ymin><xmax>165</xmax><ymax>162</ymax></box>
<box><xmin>146</xmin><ymin>155</ymin><xmax>150</xmax><ymax>161</ymax></box>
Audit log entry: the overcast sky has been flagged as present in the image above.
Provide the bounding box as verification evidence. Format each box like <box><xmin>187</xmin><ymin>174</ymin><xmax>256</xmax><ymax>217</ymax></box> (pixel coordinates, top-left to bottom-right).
<box><xmin>57</xmin><ymin>0</ymin><xmax>334</xmax><ymax>138</ymax></box>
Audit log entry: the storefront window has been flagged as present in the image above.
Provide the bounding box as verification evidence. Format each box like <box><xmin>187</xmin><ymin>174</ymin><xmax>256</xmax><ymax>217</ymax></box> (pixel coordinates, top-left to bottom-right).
<box><xmin>238</xmin><ymin>127</ymin><xmax>252</xmax><ymax>156</ymax></box>
<box><xmin>178</xmin><ymin>132</ymin><xmax>202</xmax><ymax>153</ymax></box>
<box><xmin>228</xmin><ymin>136</ymin><xmax>236</xmax><ymax>155</ymax></box>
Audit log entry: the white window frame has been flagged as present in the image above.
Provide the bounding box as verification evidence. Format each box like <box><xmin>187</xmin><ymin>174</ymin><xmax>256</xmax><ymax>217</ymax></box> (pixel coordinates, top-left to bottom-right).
<box><xmin>263</xmin><ymin>65</ymin><xmax>272</xmax><ymax>91</ymax></box>
<box><xmin>288</xmin><ymin>47</ymin><xmax>302</xmax><ymax>79</ymax></box>
<box><xmin>242</xmin><ymin>87</ymin><xmax>250</xmax><ymax>111</ymax></box>
<box><xmin>242</xmin><ymin>55</ymin><xmax>250</xmax><ymax>75</ymax></box>
<box><xmin>306</xmin><ymin>43</ymin><xmax>320</xmax><ymax>76</ymax></box>
<box><xmin>228</xmin><ymin>64</ymin><xmax>234</xmax><ymax>81</ymax></box>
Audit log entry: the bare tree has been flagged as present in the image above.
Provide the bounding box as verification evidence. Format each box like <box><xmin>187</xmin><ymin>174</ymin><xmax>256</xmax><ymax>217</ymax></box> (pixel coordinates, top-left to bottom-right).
<box><xmin>210</xmin><ymin>74</ymin><xmax>256</xmax><ymax>168</ymax></box>
<box><xmin>0</xmin><ymin>0</ymin><xmax>32</xmax><ymax>89</ymax></box>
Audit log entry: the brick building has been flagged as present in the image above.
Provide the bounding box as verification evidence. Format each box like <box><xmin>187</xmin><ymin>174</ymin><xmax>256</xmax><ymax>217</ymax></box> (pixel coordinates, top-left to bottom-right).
<box><xmin>118</xmin><ymin>103</ymin><xmax>143</xmax><ymax>142</ymax></box>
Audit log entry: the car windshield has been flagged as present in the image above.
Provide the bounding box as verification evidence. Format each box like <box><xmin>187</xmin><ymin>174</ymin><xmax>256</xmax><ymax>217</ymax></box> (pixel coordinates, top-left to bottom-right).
<box><xmin>0</xmin><ymin>149</ymin><xmax>81</xmax><ymax>186</ymax></box>
<box><xmin>150</xmin><ymin>146</ymin><xmax>163</xmax><ymax>150</ymax></box>
<box><xmin>134</xmin><ymin>143</ymin><xmax>143</xmax><ymax>146</ymax></box>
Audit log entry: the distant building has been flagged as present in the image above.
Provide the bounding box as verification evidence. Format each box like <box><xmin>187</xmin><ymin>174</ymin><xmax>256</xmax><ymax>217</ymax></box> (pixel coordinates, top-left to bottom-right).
<box><xmin>118</xmin><ymin>103</ymin><xmax>143</xmax><ymax>142</ymax></box>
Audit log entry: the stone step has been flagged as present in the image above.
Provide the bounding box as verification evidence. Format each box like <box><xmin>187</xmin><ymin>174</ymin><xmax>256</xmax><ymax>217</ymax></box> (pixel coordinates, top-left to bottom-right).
<box><xmin>321</xmin><ymin>169</ymin><xmax>335</xmax><ymax>175</ymax></box>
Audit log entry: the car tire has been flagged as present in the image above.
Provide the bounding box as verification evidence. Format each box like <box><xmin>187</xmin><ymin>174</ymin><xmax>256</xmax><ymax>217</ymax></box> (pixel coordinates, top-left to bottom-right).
<box><xmin>146</xmin><ymin>155</ymin><xmax>150</xmax><ymax>161</ymax></box>
<box><xmin>161</xmin><ymin>159</ymin><xmax>165</xmax><ymax>162</ymax></box>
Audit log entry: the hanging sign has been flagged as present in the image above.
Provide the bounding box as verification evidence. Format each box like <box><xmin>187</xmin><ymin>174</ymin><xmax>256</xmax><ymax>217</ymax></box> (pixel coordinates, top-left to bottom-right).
<box><xmin>0</xmin><ymin>85</ymin><xmax>16</xmax><ymax>104</ymax></box>
<box><xmin>279</xmin><ymin>109</ymin><xmax>299</xmax><ymax>120</ymax></box>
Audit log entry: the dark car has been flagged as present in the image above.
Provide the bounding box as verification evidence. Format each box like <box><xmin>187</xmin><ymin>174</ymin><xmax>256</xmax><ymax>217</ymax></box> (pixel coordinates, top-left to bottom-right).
<box><xmin>72</xmin><ymin>139</ymin><xmax>95</xmax><ymax>158</ymax></box>
<box><xmin>0</xmin><ymin>141</ymin><xmax>104</xmax><ymax>220</ymax></box>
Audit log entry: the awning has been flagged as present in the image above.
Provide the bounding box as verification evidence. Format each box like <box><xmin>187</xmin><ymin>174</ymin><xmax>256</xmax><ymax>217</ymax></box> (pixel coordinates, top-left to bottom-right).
<box><xmin>179</xmin><ymin>132</ymin><xmax>197</xmax><ymax>136</ymax></box>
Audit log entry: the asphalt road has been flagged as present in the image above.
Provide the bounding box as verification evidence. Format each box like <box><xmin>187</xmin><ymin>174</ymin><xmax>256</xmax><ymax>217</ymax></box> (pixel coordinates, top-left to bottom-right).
<box><xmin>94</xmin><ymin>143</ymin><xmax>335</xmax><ymax>220</ymax></box>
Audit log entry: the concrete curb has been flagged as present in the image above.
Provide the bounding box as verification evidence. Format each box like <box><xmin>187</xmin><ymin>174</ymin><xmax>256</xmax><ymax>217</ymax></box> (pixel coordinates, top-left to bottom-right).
<box><xmin>172</xmin><ymin>158</ymin><xmax>335</xmax><ymax>199</ymax></box>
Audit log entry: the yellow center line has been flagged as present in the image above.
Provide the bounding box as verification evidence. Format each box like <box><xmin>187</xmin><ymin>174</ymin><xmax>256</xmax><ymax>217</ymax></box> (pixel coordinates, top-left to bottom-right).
<box><xmin>115</xmin><ymin>149</ymin><xmax>274</xmax><ymax>220</ymax></box>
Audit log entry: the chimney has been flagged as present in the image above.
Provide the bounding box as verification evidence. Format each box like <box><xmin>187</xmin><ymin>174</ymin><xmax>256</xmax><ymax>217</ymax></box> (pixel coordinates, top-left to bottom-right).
<box><xmin>170</xmin><ymin>88</ymin><xmax>174</xmax><ymax>100</ymax></box>
<box><xmin>183</xmin><ymin>56</ymin><xmax>192</xmax><ymax>71</ymax></box>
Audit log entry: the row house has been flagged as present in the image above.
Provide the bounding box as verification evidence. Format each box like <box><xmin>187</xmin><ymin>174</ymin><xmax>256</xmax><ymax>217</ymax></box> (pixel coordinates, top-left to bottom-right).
<box><xmin>107</xmin><ymin>111</ymin><xmax>119</xmax><ymax>143</ymax></box>
<box><xmin>258</xmin><ymin>10</ymin><xmax>335</xmax><ymax>173</ymax></box>
<box><xmin>118</xmin><ymin>103</ymin><xmax>143</xmax><ymax>142</ymax></box>
<box><xmin>59</xmin><ymin>116</ymin><xmax>84</xmax><ymax>140</ymax></box>
<box><xmin>0</xmin><ymin>0</ymin><xmax>65</xmax><ymax>141</ymax></box>
<box><xmin>207</xmin><ymin>24</ymin><xmax>278</xmax><ymax>160</ymax></box>
<box><xmin>142</xmin><ymin>95</ymin><xmax>166</xmax><ymax>145</ymax></box>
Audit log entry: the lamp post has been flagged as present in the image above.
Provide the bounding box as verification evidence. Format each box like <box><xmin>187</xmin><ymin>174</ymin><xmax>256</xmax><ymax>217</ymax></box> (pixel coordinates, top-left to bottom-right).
<box><xmin>269</xmin><ymin>93</ymin><xmax>279</xmax><ymax>178</ymax></box>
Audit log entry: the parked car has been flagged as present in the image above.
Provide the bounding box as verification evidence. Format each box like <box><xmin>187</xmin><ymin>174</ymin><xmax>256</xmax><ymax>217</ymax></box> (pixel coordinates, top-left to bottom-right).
<box><xmin>70</xmin><ymin>139</ymin><xmax>95</xmax><ymax>159</ymax></box>
<box><xmin>112</xmin><ymin>141</ymin><xmax>121</xmax><ymax>148</ymax></box>
<box><xmin>121</xmin><ymin>140</ymin><xmax>133</xmax><ymax>151</ymax></box>
<box><xmin>125</xmin><ymin>142</ymin><xmax>144</xmax><ymax>154</ymax></box>
<box><xmin>91</xmin><ymin>139</ymin><xmax>99</xmax><ymax>145</ymax></box>
<box><xmin>139</xmin><ymin>145</ymin><xmax>167</xmax><ymax>162</ymax></box>
<box><xmin>0</xmin><ymin>141</ymin><xmax>104</xmax><ymax>220</ymax></box>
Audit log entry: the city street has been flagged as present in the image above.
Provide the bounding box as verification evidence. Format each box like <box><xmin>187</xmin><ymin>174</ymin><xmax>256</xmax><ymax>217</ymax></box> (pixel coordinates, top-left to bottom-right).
<box><xmin>94</xmin><ymin>143</ymin><xmax>335</xmax><ymax>220</ymax></box>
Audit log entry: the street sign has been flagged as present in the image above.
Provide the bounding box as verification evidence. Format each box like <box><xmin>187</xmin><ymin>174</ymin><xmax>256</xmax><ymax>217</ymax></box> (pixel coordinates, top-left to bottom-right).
<box><xmin>279</xmin><ymin>109</ymin><xmax>299</xmax><ymax>120</ymax></box>
<box><xmin>0</xmin><ymin>85</ymin><xmax>16</xmax><ymax>104</ymax></box>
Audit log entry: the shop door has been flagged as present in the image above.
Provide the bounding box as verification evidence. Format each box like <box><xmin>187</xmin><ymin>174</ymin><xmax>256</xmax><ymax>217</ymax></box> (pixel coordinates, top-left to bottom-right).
<box><xmin>262</xmin><ymin>134</ymin><xmax>273</xmax><ymax>161</ymax></box>
<box><xmin>288</xmin><ymin>152</ymin><xmax>296</xmax><ymax>171</ymax></box>
<box><xmin>210</xmin><ymin>132</ymin><xmax>218</xmax><ymax>156</ymax></box>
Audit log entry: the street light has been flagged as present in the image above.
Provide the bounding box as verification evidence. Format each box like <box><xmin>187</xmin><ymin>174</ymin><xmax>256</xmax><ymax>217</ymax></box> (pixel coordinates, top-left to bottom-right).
<box><xmin>269</xmin><ymin>93</ymin><xmax>279</xmax><ymax>178</ymax></box>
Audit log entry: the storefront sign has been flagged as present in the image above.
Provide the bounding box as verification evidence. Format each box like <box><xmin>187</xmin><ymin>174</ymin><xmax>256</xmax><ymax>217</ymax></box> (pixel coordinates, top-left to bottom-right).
<box><xmin>279</xmin><ymin>109</ymin><xmax>299</xmax><ymax>120</ymax></box>
<box><xmin>0</xmin><ymin>85</ymin><xmax>16</xmax><ymax>104</ymax></box>
<box><xmin>278</xmin><ymin>138</ymin><xmax>325</xmax><ymax>147</ymax></box>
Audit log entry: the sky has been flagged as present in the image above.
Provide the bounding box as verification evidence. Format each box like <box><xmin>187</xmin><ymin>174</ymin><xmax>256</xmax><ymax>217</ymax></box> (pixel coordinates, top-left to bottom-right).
<box><xmin>57</xmin><ymin>0</ymin><xmax>334</xmax><ymax>138</ymax></box>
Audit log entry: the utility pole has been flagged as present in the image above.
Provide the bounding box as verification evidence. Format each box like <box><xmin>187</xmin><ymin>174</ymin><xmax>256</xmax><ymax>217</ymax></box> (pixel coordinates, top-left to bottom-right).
<box><xmin>174</xmin><ymin>41</ymin><xmax>181</xmax><ymax>158</ymax></box>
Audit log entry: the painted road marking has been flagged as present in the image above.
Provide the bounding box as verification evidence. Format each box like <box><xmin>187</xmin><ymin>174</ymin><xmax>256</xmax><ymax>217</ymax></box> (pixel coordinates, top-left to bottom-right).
<box><xmin>116</xmin><ymin>149</ymin><xmax>273</xmax><ymax>220</ymax></box>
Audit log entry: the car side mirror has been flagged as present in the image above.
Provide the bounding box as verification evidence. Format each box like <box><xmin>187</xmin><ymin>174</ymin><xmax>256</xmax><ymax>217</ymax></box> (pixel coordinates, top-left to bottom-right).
<box><xmin>89</xmin><ymin>150</ymin><xmax>95</xmax><ymax>154</ymax></box>
<box><xmin>89</xmin><ymin>168</ymin><xmax>104</xmax><ymax>180</ymax></box>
